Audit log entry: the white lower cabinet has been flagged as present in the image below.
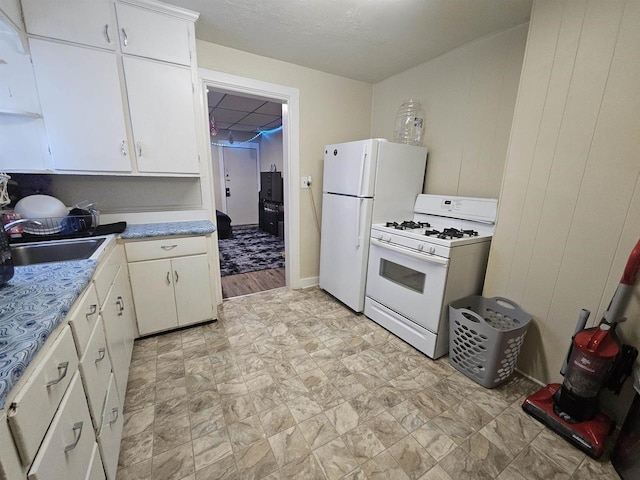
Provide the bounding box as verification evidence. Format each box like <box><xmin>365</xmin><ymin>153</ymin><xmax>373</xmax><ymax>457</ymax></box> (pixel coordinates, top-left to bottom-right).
<box><xmin>27</xmin><ymin>373</ymin><xmax>98</xmax><ymax>480</ymax></box>
<box><xmin>129</xmin><ymin>253</ymin><xmax>213</xmax><ymax>336</ymax></box>
<box><xmin>86</xmin><ymin>442</ymin><xmax>107</xmax><ymax>480</ymax></box>
<box><xmin>97</xmin><ymin>374</ymin><xmax>122</xmax><ymax>480</ymax></box>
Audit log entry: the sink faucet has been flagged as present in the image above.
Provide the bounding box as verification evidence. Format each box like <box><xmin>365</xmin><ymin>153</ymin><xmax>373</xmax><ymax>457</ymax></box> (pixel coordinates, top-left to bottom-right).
<box><xmin>3</xmin><ymin>219</ymin><xmax>43</xmax><ymax>231</ymax></box>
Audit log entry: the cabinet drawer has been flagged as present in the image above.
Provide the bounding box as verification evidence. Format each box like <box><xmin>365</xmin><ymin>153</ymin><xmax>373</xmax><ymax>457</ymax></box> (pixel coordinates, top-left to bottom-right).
<box><xmin>68</xmin><ymin>284</ymin><xmax>101</xmax><ymax>358</ymax></box>
<box><xmin>86</xmin><ymin>442</ymin><xmax>106</xmax><ymax>480</ymax></box>
<box><xmin>94</xmin><ymin>244</ymin><xmax>125</xmax><ymax>305</ymax></box>
<box><xmin>125</xmin><ymin>235</ymin><xmax>206</xmax><ymax>262</ymax></box>
<box><xmin>8</xmin><ymin>326</ymin><xmax>78</xmax><ymax>465</ymax></box>
<box><xmin>78</xmin><ymin>318</ymin><xmax>112</xmax><ymax>431</ymax></box>
<box><xmin>97</xmin><ymin>374</ymin><xmax>123</xmax><ymax>480</ymax></box>
<box><xmin>28</xmin><ymin>373</ymin><xmax>96</xmax><ymax>480</ymax></box>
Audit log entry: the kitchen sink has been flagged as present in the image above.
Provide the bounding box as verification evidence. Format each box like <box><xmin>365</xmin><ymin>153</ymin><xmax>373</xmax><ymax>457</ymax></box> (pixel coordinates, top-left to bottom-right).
<box><xmin>11</xmin><ymin>238</ymin><xmax>106</xmax><ymax>266</ymax></box>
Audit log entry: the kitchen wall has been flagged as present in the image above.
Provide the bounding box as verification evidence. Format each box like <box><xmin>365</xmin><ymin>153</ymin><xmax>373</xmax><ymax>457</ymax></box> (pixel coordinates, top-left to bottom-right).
<box><xmin>196</xmin><ymin>40</ymin><xmax>373</xmax><ymax>281</ymax></box>
<box><xmin>371</xmin><ymin>24</ymin><xmax>528</xmax><ymax>199</ymax></box>
<box><xmin>483</xmin><ymin>0</ymin><xmax>640</xmax><ymax>419</ymax></box>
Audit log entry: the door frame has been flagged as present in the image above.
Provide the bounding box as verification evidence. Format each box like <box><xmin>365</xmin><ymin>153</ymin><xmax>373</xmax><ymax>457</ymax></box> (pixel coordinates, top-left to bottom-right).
<box><xmin>217</xmin><ymin>142</ymin><xmax>260</xmax><ymax>221</ymax></box>
<box><xmin>196</xmin><ymin>68</ymin><xmax>301</xmax><ymax>293</ymax></box>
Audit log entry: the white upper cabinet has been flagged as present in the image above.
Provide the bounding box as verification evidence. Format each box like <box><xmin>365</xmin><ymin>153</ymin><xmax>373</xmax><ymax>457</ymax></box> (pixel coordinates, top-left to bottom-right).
<box><xmin>29</xmin><ymin>39</ymin><xmax>131</xmax><ymax>172</ymax></box>
<box><xmin>124</xmin><ymin>56</ymin><xmax>199</xmax><ymax>174</ymax></box>
<box><xmin>21</xmin><ymin>0</ymin><xmax>116</xmax><ymax>50</ymax></box>
<box><xmin>115</xmin><ymin>2</ymin><xmax>191</xmax><ymax>65</ymax></box>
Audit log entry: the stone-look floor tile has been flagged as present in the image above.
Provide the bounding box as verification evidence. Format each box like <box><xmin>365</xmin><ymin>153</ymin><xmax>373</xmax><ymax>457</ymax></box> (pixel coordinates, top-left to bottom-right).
<box><xmin>299</xmin><ymin>368</ymin><xmax>330</xmax><ymax>389</ymax></box>
<box><xmin>278</xmin><ymin>454</ymin><xmax>325</xmax><ymax>479</ymax></box>
<box><xmin>183</xmin><ymin>341</ymin><xmax>209</xmax><ymax>361</ymax></box>
<box><xmin>258</xmin><ymin>403</ymin><xmax>296</xmax><ymax>437</ymax></box>
<box><xmin>189</xmin><ymin>388</ymin><xmax>221</xmax><ymax>414</ymax></box>
<box><xmin>529</xmin><ymin>427</ymin><xmax>585</xmax><ymax>474</ymax></box>
<box><xmin>251</xmin><ymin>384</ymin><xmax>288</xmax><ymax>413</ymax></box>
<box><xmin>362</xmin><ymin>450</ymin><xmax>410</xmax><ymax>480</ymax></box>
<box><xmin>116</xmin><ymin>458</ymin><xmax>153</xmax><ymax>480</ymax></box>
<box><xmin>192</xmin><ymin>428</ymin><xmax>233</xmax><ymax>471</ymax></box>
<box><xmin>459</xmin><ymin>432</ymin><xmax>512</xmax><ymax>477</ymax></box>
<box><xmin>571</xmin><ymin>456</ymin><xmax>620</xmax><ymax>479</ymax></box>
<box><xmin>278</xmin><ymin>376</ymin><xmax>310</xmax><ymax>400</ymax></box>
<box><xmin>290</xmin><ymin>354</ymin><xmax>319</xmax><ymax>374</ymax></box>
<box><xmin>431</xmin><ymin>409</ymin><xmax>476</xmax><ymax>445</ymax></box>
<box><xmin>321</xmin><ymin>360</ymin><xmax>352</xmax><ymax>379</ymax></box>
<box><xmin>309</xmin><ymin>348</ymin><xmax>335</xmax><ymax>366</ymax></box>
<box><xmin>480</xmin><ymin>419</ymin><xmax>530</xmax><ymax>457</ymax></box>
<box><xmin>332</xmin><ymin>375</ymin><xmax>368</xmax><ymax>400</ymax></box>
<box><xmin>495</xmin><ymin>405</ymin><xmax>544</xmax><ymax>443</ymax></box>
<box><xmin>419</xmin><ymin>464</ymin><xmax>455</xmax><ymax>480</ymax></box>
<box><xmin>118</xmin><ymin>426</ymin><xmax>154</xmax><ymax>468</ymax></box>
<box><xmin>129</xmin><ymin>358</ymin><xmax>157</xmax><ymax>380</ymax></box>
<box><xmin>153</xmin><ymin>413</ymin><xmax>192</xmax><ymax>455</ymax></box>
<box><xmin>124</xmin><ymin>378</ymin><xmax>156</xmax><ymax>414</ymax></box>
<box><xmin>157</xmin><ymin>362</ymin><xmax>186</xmax><ymax>383</ymax></box>
<box><xmin>410</xmin><ymin>390</ymin><xmax>449</xmax><ymax>420</ymax></box>
<box><xmin>268</xmin><ymin>425</ymin><xmax>310</xmax><ymax>467</ymax></box>
<box><xmin>412</xmin><ymin>422</ymin><xmax>457</xmax><ymax>462</ymax></box>
<box><xmin>349</xmin><ymin>390</ymin><xmax>386</xmax><ymax>421</ymax></box>
<box><xmin>468</xmin><ymin>389</ymin><xmax>511</xmax><ymax>417</ymax></box>
<box><xmin>366</xmin><ymin>411</ymin><xmax>409</xmax><ymax>448</ymax></box>
<box><xmin>194</xmin><ymin>454</ymin><xmax>237</xmax><ymax>480</ymax></box>
<box><xmin>342</xmin><ymin>467</ymin><xmax>368</xmax><ymax>480</ymax></box>
<box><xmin>326</xmin><ymin>401</ymin><xmax>361</xmax><ymax>434</ymax></box>
<box><xmin>221</xmin><ymin>393</ymin><xmax>256</xmax><ymax>424</ymax></box>
<box><xmin>449</xmin><ymin>399</ymin><xmax>495</xmax><ymax>431</ymax></box>
<box><xmin>155</xmin><ymin>377</ymin><xmax>188</xmax><ymax>404</ymax></box>
<box><xmin>216</xmin><ymin>377</ymin><xmax>249</xmax><ymax>396</ymax></box>
<box><xmin>439</xmin><ymin>446</ymin><xmax>495</xmax><ymax>480</ymax></box>
<box><xmin>185</xmin><ymin>368</ymin><xmax>216</xmax><ymax>395</ymax></box>
<box><xmin>154</xmin><ymin>396</ymin><xmax>189</xmax><ymax>426</ymax></box>
<box><xmin>151</xmin><ymin>442</ymin><xmax>195</xmax><ymax>480</ymax></box>
<box><xmin>388</xmin><ymin>400</ymin><xmax>429</xmax><ymax>433</ymax></box>
<box><xmin>157</xmin><ymin>349</ymin><xmax>184</xmax><ymax>369</ymax></box>
<box><xmin>227</xmin><ymin>414</ymin><xmax>266</xmax><ymax>451</ymax></box>
<box><xmin>308</xmin><ymin>383</ymin><xmax>345</xmax><ymax>410</ymax></box>
<box><xmin>313</xmin><ymin>437</ymin><xmax>360</xmax><ymax>480</ymax></box>
<box><xmin>299</xmin><ymin>413</ymin><xmax>339</xmax><ymax>450</ymax></box>
<box><xmin>123</xmin><ymin>405</ymin><xmax>155</xmax><ymax>438</ymax></box>
<box><xmin>190</xmin><ymin>406</ymin><xmax>225</xmax><ymax>440</ymax></box>
<box><xmin>341</xmin><ymin>424</ymin><xmax>386</xmax><ymax>465</ymax></box>
<box><xmin>388</xmin><ymin>435</ymin><xmax>437</xmax><ymax>480</ymax></box>
<box><xmin>234</xmin><ymin>439</ymin><xmax>279</xmax><ymax>480</ymax></box>
<box><xmin>157</xmin><ymin>337</ymin><xmax>182</xmax><ymax>356</ymax></box>
<box><xmin>504</xmin><ymin>445</ymin><xmax>570</xmax><ymax>480</ymax></box>
<box><xmin>286</xmin><ymin>394</ymin><xmax>324</xmax><ymax>423</ymax></box>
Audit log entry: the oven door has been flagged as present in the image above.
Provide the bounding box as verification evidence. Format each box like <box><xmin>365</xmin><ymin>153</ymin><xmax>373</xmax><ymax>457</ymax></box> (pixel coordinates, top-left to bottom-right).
<box><xmin>366</xmin><ymin>238</ymin><xmax>449</xmax><ymax>332</ymax></box>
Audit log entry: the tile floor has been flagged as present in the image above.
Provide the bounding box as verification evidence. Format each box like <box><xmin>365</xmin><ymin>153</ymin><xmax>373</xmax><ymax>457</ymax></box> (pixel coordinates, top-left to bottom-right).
<box><xmin>116</xmin><ymin>287</ymin><xmax>621</xmax><ymax>480</ymax></box>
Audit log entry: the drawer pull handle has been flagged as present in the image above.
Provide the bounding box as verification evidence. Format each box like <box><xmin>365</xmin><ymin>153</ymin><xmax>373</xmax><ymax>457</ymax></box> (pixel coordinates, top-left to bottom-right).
<box><xmin>116</xmin><ymin>296</ymin><xmax>124</xmax><ymax>316</ymax></box>
<box><xmin>109</xmin><ymin>407</ymin><xmax>119</xmax><ymax>426</ymax></box>
<box><xmin>64</xmin><ymin>422</ymin><xmax>83</xmax><ymax>452</ymax></box>
<box><xmin>95</xmin><ymin>348</ymin><xmax>106</xmax><ymax>364</ymax></box>
<box><xmin>166</xmin><ymin>272</ymin><xmax>171</xmax><ymax>285</ymax></box>
<box><xmin>121</xmin><ymin>28</ymin><xmax>128</xmax><ymax>47</ymax></box>
<box><xmin>46</xmin><ymin>361</ymin><xmax>69</xmax><ymax>387</ymax></box>
<box><xmin>161</xmin><ymin>245</ymin><xmax>178</xmax><ymax>251</ymax></box>
<box><xmin>86</xmin><ymin>304</ymin><xmax>97</xmax><ymax>319</ymax></box>
<box><xmin>174</xmin><ymin>270</ymin><xmax>179</xmax><ymax>283</ymax></box>
<box><xmin>120</xmin><ymin>140</ymin><xmax>127</xmax><ymax>157</ymax></box>
<box><xmin>136</xmin><ymin>141</ymin><xmax>143</xmax><ymax>157</ymax></box>
<box><xmin>104</xmin><ymin>24</ymin><xmax>111</xmax><ymax>43</ymax></box>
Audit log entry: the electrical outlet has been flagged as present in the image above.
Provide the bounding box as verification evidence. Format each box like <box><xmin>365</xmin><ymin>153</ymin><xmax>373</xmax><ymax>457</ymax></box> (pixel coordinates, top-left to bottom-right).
<box><xmin>301</xmin><ymin>176</ymin><xmax>311</xmax><ymax>189</ymax></box>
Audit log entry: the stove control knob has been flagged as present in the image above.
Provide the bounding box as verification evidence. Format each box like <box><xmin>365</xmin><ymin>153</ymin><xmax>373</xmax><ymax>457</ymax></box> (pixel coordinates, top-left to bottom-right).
<box><xmin>384</xmin><ymin>235</ymin><xmax>391</xmax><ymax>242</ymax></box>
<box><xmin>377</xmin><ymin>233</ymin><xmax>383</xmax><ymax>241</ymax></box>
<box><xmin>417</xmin><ymin>244</ymin><xmax>424</xmax><ymax>251</ymax></box>
<box><xmin>428</xmin><ymin>246</ymin><xmax>436</xmax><ymax>254</ymax></box>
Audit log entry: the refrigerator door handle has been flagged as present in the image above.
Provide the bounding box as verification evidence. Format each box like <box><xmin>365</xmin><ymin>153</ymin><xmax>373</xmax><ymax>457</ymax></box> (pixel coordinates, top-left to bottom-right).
<box><xmin>357</xmin><ymin>145</ymin><xmax>368</xmax><ymax>197</ymax></box>
<box><xmin>355</xmin><ymin>198</ymin><xmax>363</xmax><ymax>248</ymax></box>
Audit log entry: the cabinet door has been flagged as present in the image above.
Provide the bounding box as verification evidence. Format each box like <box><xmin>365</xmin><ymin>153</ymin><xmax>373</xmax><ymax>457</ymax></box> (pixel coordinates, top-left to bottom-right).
<box><xmin>129</xmin><ymin>258</ymin><xmax>179</xmax><ymax>335</ymax></box>
<box><xmin>115</xmin><ymin>2</ymin><xmax>191</xmax><ymax>65</ymax></box>
<box><xmin>28</xmin><ymin>374</ymin><xmax>96</xmax><ymax>480</ymax></box>
<box><xmin>172</xmin><ymin>254</ymin><xmax>213</xmax><ymax>327</ymax></box>
<box><xmin>97</xmin><ymin>374</ymin><xmax>122</xmax><ymax>480</ymax></box>
<box><xmin>29</xmin><ymin>39</ymin><xmax>131</xmax><ymax>172</ymax></box>
<box><xmin>101</xmin><ymin>267</ymin><xmax>128</xmax><ymax>401</ymax></box>
<box><xmin>22</xmin><ymin>0</ymin><xmax>116</xmax><ymax>50</ymax></box>
<box><xmin>113</xmin><ymin>262</ymin><xmax>136</xmax><ymax>360</ymax></box>
<box><xmin>123</xmin><ymin>56</ymin><xmax>199</xmax><ymax>174</ymax></box>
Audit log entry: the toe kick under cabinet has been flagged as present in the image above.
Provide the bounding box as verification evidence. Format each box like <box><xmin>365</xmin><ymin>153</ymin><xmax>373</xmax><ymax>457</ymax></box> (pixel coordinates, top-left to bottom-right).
<box><xmin>125</xmin><ymin>236</ymin><xmax>214</xmax><ymax>336</ymax></box>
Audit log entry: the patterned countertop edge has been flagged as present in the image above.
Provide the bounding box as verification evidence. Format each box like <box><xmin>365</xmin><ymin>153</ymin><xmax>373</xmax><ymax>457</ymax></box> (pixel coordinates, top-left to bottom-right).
<box><xmin>120</xmin><ymin>220</ymin><xmax>216</xmax><ymax>239</ymax></box>
<box><xmin>0</xmin><ymin>260</ymin><xmax>98</xmax><ymax>409</ymax></box>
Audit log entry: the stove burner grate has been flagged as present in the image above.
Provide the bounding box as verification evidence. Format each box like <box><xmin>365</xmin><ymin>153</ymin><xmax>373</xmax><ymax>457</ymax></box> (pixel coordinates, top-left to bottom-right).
<box><xmin>386</xmin><ymin>220</ymin><xmax>431</xmax><ymax>230</ymax></box>
<box><xmin>424</xmin><ymin>227</ymin><xmax>479</xmax><ymax>239</ymax></box>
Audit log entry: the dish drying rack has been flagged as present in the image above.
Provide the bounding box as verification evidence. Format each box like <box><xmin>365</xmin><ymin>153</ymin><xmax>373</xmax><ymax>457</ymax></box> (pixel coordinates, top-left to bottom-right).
<box><xmin>12</xmin><ymin>203</ymin><xmax>100</xmax><ymax>237</ymax></box>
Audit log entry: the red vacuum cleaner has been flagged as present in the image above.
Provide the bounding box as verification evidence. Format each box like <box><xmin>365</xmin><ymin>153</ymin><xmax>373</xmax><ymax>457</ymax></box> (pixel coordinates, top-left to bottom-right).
<box><xmin>523</xmin><ymin>238</ymin><xmax>640</xmax><ymax>458</ymax></box>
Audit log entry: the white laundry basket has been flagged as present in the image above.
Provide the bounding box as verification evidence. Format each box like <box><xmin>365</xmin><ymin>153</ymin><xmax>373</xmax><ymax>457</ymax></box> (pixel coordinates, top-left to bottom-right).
<box><xmin>448</xmin><ymin>296</ymin><xmax>532</xmax><ymax>388</ymax></box>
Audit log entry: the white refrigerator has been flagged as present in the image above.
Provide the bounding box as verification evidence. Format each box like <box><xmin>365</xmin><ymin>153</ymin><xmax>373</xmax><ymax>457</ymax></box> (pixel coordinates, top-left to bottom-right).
<box><xmin>319</xmin><ymin>138</ymin><xmax>427</xmax><ymax>311</ymax></box>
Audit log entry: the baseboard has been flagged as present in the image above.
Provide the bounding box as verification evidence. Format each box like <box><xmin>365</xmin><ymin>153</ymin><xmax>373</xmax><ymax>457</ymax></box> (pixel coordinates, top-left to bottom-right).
<box><xmin>299</xmin><ymin>276</ymin><xmax>319</xmax><ymax>289</ymax></box>
<box><xmin>515</xmin><ymin>368</ymin><xmax>546</xmax><ymax>387</ymax></box>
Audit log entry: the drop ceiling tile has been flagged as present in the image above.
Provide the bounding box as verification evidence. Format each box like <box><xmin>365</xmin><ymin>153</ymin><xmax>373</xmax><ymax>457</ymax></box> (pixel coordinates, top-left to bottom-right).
<box><xmin>231</xmin><ymin>124</ymin><xmax>259</xmax><ymax>132</ymax></box>
<box><xmin>207</xmin><ymin>91</ymin><xmax>226</xmax><ymax>108</ymax></box>
<box><xmin>217</xmin><ymin>95</ymin><xmax>266</xmax><ymax>112</ymax></box>
<box><xmin>254</xmin><ymin>102</ymin><xmax>283</xmax><ymax>116</ymax></box>
<box><xmin>239</xmin><ymin>113</ymin><xmax>279</xmax><ymax>127</ymax></box>
<box><xmin>215</xmin><ymin>122</ymin><xmax>232</xmax><ymax>130</ymax></box>
<box><xmin>212</xmin><ymin>108</ymin><xmax>249</xmax><ymax>123</ymax></box>
<box><xmin>262</xmin><ymin>119</ymin><xmax>282</xmax><ymax>130</ymax></box>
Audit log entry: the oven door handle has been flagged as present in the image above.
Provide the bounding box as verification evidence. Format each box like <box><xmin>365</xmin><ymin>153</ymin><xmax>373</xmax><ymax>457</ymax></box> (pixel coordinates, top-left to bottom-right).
<box><xmin>370</xmin><ymin>238</ymin><xmax>449</xmax><ymax>266</ymax></box>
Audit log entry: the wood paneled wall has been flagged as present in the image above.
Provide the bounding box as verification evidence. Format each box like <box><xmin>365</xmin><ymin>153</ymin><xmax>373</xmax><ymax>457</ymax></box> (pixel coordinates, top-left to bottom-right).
<box><xmin>484</xmin><ymin>0</ymin><xmax>640</xmax><ymax>400</ymax></box>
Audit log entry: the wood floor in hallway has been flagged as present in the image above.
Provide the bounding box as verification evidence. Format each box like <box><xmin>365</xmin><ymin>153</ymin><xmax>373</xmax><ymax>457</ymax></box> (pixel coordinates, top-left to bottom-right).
<box><xmin>221</xmin><ymin>267</ymin><xmax>286</xmax><ymax>298</ymax></box>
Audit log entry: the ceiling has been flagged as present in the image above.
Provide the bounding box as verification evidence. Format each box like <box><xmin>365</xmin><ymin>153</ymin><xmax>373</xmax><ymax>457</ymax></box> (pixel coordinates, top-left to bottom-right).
<box><xmin>208</xmin><ymin>91</ymin><xmax>282</xmax><ymax>132</ymax></box>
<box><xmin>162</xmin><ymin>0</ymin><xmax>532</xmax><ymax>83</ymax></box>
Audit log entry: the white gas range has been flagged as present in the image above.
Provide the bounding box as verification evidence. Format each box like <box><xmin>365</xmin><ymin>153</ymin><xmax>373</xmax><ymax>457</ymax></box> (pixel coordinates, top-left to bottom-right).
<box><xmin>364</xmin><ymin>194</ymin><xmax>498</xmax><ymax>359</ymax></box>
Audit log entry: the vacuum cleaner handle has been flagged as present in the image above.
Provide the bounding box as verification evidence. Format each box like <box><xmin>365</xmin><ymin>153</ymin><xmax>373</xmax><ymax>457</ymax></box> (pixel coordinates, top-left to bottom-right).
<box><xmin>560</xmin><ymin>309</ymin><xmax>590</xmax><ymax>376</ymax></box>
<box><xmin>602</xmin><ymin>238</ymin><xmax>640</xmax><ymax>325</ymax></box>
<box><xmin>621</xmin><ymin>238</ymin><xmax>640</xmax><ymax>285</ymax></box>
